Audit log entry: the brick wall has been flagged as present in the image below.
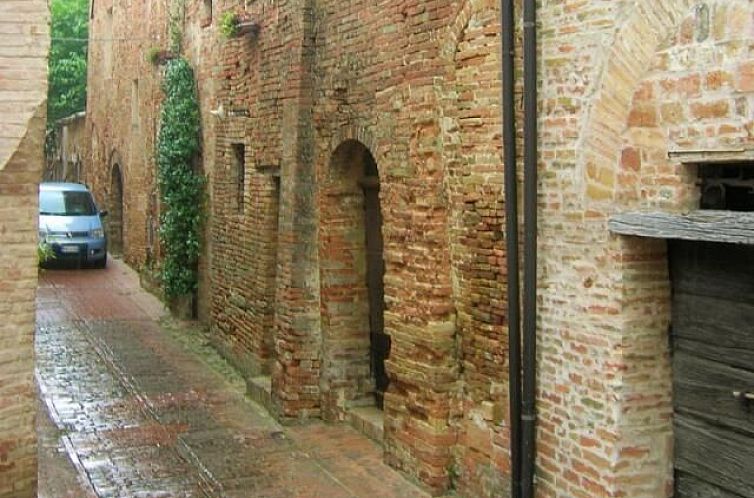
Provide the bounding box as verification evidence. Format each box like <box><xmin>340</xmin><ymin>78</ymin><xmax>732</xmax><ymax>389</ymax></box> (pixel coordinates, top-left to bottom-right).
<box><xmin>0</xmin><ymin>0</ymin><xmax>49</xmax><ymax>495</ymax></box>
<box><xmin>85</xmin><ymin>0</ymin><xmax>171</xmax><ymax>271</ymax></box>
<box><xmin>535</xmin><ymin>2</ymin><xmax>754</xmax><ymax>497</ymax></box>
<box><xmin>85</xmin><ymin>0</ymin><xmax>753</xmax><ymax>496</ymax></box>
<box><xmin>440</xmin><ymin>3</ymin><xmax>512</xmax><ymax>493</ymax></box>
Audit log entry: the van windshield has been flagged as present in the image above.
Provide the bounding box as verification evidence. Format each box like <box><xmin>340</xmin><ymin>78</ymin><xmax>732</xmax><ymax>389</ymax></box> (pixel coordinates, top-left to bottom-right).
<box><xmin>40</xmin><ymin>190</ymin><xmax>97</xmax><ymax>216</ymax></box>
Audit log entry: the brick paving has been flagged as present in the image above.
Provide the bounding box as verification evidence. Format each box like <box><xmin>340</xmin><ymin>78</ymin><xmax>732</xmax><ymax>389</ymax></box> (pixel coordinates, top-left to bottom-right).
<box><xmin>36</xmin><ymin>259</ymin><xmax>429</xmax><ymax>498</ymax></box>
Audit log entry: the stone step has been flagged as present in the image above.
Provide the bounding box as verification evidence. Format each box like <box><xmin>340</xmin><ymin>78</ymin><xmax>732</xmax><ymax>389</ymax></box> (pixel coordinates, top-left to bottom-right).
<box><xmin>248</xmin><ymin>375</ymin><xmax>273</xmax><ymax>413</ymax></box>
<box><xmin>348</xmin><ymin>406</ymin><xmax>384</xmax><ymax>444</ymax></box>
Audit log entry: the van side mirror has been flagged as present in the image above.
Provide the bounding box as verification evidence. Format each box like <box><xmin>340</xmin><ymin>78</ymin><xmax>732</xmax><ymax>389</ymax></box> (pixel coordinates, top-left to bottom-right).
<box><xmin>99</xmin><ymin>210</ymin><xmax>108</xmax><ymax>217</ymax></box>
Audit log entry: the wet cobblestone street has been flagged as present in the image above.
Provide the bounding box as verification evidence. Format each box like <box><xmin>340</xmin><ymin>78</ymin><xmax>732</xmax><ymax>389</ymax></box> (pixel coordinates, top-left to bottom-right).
<box><xmin>36</xmin><ymin>259</ymin><xmax>429</xmax><ymax>498</ymax></box>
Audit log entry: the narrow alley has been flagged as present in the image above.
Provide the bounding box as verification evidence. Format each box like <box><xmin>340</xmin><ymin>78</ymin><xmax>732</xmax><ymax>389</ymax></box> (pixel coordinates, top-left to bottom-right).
<box><xmin>35</xmin><ymin>260</ymin><xmax>428</xmax><ymax>498</ymax></box>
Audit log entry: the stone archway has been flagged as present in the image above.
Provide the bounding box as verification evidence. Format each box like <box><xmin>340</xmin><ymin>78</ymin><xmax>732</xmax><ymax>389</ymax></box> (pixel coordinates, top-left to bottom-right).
<box><xmin>580</xmin><ymin>0</ymin><xmax>695</xmax><ymax>205</ymax></box>
<box><xmin>109</xmin><ymin>163</ymin><xmax>124</xmax><ymax>256</ymax></box>
<box><xmin>568</xmin><ymin>2</ymin><xmax>717</xmax><ymax>497</ymax></box>
<box><xmin>319</xmin><ymin>140</ymin><xmax>389</xmax><ymax>419</ymax></box>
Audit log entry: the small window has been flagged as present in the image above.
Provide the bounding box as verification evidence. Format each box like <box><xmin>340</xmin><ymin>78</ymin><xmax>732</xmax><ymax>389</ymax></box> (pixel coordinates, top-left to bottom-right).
<box><xmin>90</xmin><ymin>0</ymin><xmax>95</xmax><ymax>19</ymax></box>
<box><xmin>201</xmin><ymin>0</ymin><xmax>212</xmax><ymax>27</ymax></box>
<box><xmin>231</xmin><ymin>143</ymin><xmax>245</xmax><ymax>213</ymax></box>
<box><xmin>131</xmin><ymin>80</ymin><xmax>139</xmax><ymax>127</ymax></box>
<box><xmin>699</xmin><ymin>163</ymin><xmax>754</xmax><ymax>211</ymax></box>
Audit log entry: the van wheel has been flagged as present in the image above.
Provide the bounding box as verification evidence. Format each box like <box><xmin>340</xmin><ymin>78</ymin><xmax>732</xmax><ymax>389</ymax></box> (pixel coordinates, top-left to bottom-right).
<box><xmin>93</xmin><ymin>253</ymin><xmax>107</xmax><ymax>269</ymax></box>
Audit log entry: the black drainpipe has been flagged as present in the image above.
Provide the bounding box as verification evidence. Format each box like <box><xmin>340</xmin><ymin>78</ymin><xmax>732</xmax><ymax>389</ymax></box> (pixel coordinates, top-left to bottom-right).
<box><xmin>500</xmin><ymin>0</ymin><xmax>521</xmax><ymax>497</ymax></box>
<box><xmin>521</xmin><ymin>0</ymin><xmax>538</xmax><ymax>495</ymax></box>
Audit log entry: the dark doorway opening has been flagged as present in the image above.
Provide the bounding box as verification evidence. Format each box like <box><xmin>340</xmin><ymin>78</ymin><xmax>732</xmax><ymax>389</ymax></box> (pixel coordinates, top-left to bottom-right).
<box><xmin>109</xmin><ymin>163</ymin><xmax>124</xmax><ymax>256</ymax></box>
<box><xmin>359</xmin><ymin>152</ymin><xmax>389</xmax><ymax>409</ymax></box>
<box><xmin>263</xmin><ymin>174</ymin><xmax>281</xmax><ymax>370</ymax></box>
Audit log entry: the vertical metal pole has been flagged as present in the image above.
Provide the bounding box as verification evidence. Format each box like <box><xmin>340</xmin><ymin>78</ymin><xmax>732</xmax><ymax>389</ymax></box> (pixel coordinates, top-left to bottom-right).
<box><xmin>521</xmin><ymin>0</ymin><xmax>538</xmax><ymax>495</ymax></box>
<box><xmin>501</xmin><ymin>0</ymin><xmax>521</xmax><ymax>497</ymax></box>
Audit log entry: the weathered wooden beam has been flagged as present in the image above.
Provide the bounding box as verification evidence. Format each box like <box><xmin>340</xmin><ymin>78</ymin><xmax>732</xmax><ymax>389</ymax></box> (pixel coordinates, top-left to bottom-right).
<box><xmin>608</xmin><ymin>210</ymin><xmax>754</xmax><ymax>245</ymax></box>
<box><xmin>668</xmin><ymin>147</ymin><xmax>754</xmax><ymax>164</ymax></box>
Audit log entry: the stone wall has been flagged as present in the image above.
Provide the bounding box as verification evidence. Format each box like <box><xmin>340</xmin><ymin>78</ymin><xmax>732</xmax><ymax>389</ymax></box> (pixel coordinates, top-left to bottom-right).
<box><xmin>45</xmin><ymin>112</ymin><xmax>88</xmax><ymax>182</ymax></box>
<box><xmin>535</xmin><ymin>1</ymin><xmax>754</xmax><ymax>497</ymax></box>
<box><xmin>85</xmin><ymin>0</ymin><xmax>753</xmax><ymax>496</ymax></box>
<box><xmin>0</xmin><ymin>0</ymin><xmax>49</xmax><ymax>495</ymax></box>
<box><xmin>85</xmin><ymin>0</ymin><xmax>165</xmax><ymax>271</ymax></box>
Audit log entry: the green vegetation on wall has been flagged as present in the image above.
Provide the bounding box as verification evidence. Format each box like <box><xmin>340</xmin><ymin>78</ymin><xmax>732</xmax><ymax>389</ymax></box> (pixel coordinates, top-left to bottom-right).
<box><xmin>219</xmin><ymin>11</ymin><xmax>241</xmax><ymax>39</ymax></box>
<box><xmin>48</xmin><ymin>0</ymin><xmax>88</xmax><ymax>123</ymax></box>
<box><xmin>156</xmin><ymin>58</ymin><xmax>204</xmax><ymax>299</ymax></box>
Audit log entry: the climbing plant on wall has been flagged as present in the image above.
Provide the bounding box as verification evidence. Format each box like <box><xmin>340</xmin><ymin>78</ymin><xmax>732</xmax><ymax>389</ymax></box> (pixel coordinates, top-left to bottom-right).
<box><xmin>156</xmin><ymin>58</ymin><xmax>204</xmax><ymax>300</ymax></box>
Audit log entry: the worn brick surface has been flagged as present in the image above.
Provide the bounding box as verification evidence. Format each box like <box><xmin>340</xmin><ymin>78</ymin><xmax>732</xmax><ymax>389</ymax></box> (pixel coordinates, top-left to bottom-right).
<box><xmin>0</xmin><ymin>0</ymin><xmax>49</xmax><ymax>495</ymax></box>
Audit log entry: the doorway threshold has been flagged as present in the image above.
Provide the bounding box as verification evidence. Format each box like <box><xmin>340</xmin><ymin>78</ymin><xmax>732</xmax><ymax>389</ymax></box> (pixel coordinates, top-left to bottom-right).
<box><xmin>349</xmin><ymin>406</ymin><xmax>384</xmax><ymax>444</ymax></box>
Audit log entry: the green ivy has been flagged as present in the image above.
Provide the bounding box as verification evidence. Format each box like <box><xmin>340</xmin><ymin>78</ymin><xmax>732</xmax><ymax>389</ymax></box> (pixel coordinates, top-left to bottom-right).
<box><xmin>156</xmin><ymin>58</ymin><xmax>204</xmax><ymax>299</ymax></box>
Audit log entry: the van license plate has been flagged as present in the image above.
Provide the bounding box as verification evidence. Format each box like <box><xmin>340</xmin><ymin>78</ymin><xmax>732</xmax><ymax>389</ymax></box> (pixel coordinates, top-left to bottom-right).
<box><xmin>61</xmin><ymin>245</ymin><xmax>80</xmax><ymax>254</ymax></box>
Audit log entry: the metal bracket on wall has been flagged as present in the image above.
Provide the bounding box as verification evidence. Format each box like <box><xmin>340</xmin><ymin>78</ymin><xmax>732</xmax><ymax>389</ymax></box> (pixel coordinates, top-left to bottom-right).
<box><xmin>733</xmin><ymin>391</ymin><xmax>754</xmax><ymax>402</ymax></box>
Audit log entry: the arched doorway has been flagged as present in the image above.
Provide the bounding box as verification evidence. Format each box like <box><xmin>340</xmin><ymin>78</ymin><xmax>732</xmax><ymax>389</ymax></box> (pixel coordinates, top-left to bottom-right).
<box><xmin>320</xmin><ymin>140</ymin><xmax>390</xmax><ymax>415</ymax></box>
<box><xmin>362</xmin><ymin>154</ymin><xmax>388</xmax><ymax>408</ymax></box>
<box><xmin>109</xmin><ymin>163</ymin><xmax>124</xmax><ymax>256</ymax></box>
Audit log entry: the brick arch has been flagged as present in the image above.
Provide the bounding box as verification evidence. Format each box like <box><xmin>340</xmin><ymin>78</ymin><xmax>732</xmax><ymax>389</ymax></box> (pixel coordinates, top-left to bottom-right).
<box><xmin>440</xmin><ymin>0</ymin><xmax>499</xmax><ymax>62</ymax></box>
<box><xmin>108</xmin><ymin>149</ymin><xmax>124</xmax><ymax>175</ymax></box>
<box><xmin>565</xmin><ymin>3</ymin><xmax>697</xmax><ymax>497</ymax></box>
<box><xmin>108</xmin><ymin>153</ymin><xmax>125</xmax><ymax>256</ymax></box>
<box><xmin>318</xmin><ymin>139</ymin><xmax>383</xmax><ymax>421</ymax></box>
<box><xmin>329</xmin><ymin>125</ymin><xmax>379</xmax><ymax>161</ymax></box>
<box><xmin>107</xmin><ymin>149</ymin><xmax>125</xmax><ymax>207</ymax></box>
<box><xmin>579</xmin><ymin>0</ymin><xmax>694</xmax><ymax>204</ymax></box>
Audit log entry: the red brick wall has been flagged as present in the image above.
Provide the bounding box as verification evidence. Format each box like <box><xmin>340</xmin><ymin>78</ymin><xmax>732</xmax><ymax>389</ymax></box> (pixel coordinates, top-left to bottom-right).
<box><xmin>0</xmin><ymin>1</ymin><xmax>49</xmax><ymax>495</ymax></box>
<box><xmin>442</xmin><ymin>4</ymin><xmax>511</xmax><ymax>494</ymax></box>
<box><xmin>85</xmin><ymin>0</ymin><xmax>167</xmax><ymax>271</ymax></box>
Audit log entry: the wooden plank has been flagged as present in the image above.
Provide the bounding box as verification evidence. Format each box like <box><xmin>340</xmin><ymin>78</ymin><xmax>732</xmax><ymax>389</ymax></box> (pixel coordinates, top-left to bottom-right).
<box><xmin>672</xmin><ymin>241</ymin><xmax>754</xmax><ymax>498</ymax></box>
<box><xmin>673</xmin><ymin>350</ymin><xmax>754</xmax><ymax>437</ymax></box>
<box><xmin>674</xmin><ymin>338</ymin><xmax>754</xmax><ymax>374</ymax></box>
<box><xmin>609</xmin><ymin>210</ymin><xmax>754</xmax><ymax>245</ymax></box>
<box><xmin>673</xmin><ymin>295</ymin><xmax>754</xmax><ymax>356</ymax></box>
<box><xmin>667</xmin><ymin>147</ymin><xmax>754</xmax><ymax>164</ymax></box>
<box><xmin>670</xmin><ymin>242</ymin><xmax>754</xmax><ymax>301</ymax></box>
<box><xmin>675</xmin><ymin>415</ymin><xmax>754</xmax><ymax>497</ymax></box>
<box><xmin>676</xmin><ymin>471</ymin><xmax>746</xmax><ymax>498</ymax></box>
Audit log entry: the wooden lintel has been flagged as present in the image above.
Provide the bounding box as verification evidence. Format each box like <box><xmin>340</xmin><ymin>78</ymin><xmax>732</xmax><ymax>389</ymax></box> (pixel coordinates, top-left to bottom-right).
<box><xmin>608</xmin><ymin>210</ymin><xmax>754</xmax><ymax>245</ymax></box>
<box><xmin>668</xmin><ymin>148</ymin><xmax>754</xmax><ymax>164</ymax></box>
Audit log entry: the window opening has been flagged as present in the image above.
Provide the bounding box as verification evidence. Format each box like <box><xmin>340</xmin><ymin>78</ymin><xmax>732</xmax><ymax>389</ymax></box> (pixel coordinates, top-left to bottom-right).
<box><xmin>202</xmin><ymin>0</ymin><xmax>212</xmax><ymax>26</ymax></box>
<box><xmin>699</xmin><ymin>163</ymin><xmax>754</xmax><ymax>212</ymax></box>
<box><xmin>231</xmin><ymin>143</ymin><xmax>245</xmax><ymax>213</ymax></box>
<box><xmin>131</xmin><ymin>80</ymin><xmax>139</xmax><ymax>128</ymax></box>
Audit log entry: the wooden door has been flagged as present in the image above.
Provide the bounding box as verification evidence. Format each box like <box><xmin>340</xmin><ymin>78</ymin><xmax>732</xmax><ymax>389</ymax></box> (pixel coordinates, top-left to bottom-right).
<box><xmin>670</xmin><ymin>241</ymin><xmax>754</xmax><ymax>497</ymax></box>
<box><xmin>363</xmin><ymin>176</ymin><xmax>390</xmax><ymax>409</ymax></box>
